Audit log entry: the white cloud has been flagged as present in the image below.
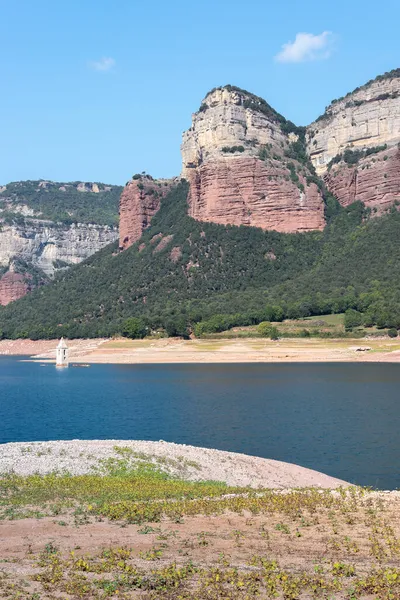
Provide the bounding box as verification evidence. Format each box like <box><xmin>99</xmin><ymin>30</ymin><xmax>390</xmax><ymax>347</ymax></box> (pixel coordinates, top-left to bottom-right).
<box><xmin>275</xmin><ymin>32</ymin><xmax>333</xmax><ymax>63</ymax></box>
<box><xmin>88</xmin><ymin>57</ymin><xmax>116</xmax><ymax>72</ymax></box>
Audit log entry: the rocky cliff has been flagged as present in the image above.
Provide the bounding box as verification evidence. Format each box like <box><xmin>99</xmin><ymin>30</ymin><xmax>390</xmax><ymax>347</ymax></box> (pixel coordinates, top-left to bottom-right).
<box><xmin>0</xmin><ymin>180</ymin><xmax>120</xmax><ymax>304</ymax></box>
<box><xmin>0</xmin><ymin>221</ymin><xmax>118</xmax><ymax>277</ymax></box>
<box><xmin>0</xmin><ymin>270</ymin><xmax>31</xmax><ymax>306</ymax></box>
<box><xmin>181</xmin><ymin>86</ymin><xmax>325</xmax><ymax>233</ymax></box>
<box><xmin>306</xmin><ymin>69</ymin><xmax>400</xmax><ymax>211</ymax></box>
<box><xmin>119</xmin><ymin>176</ymin><xmax>173</xmax><ymax>250</ymax></box>
<box><xmin>323</xmin><ymin>145</ymin><xmax>400</xmax><ymax>211</ymax></box>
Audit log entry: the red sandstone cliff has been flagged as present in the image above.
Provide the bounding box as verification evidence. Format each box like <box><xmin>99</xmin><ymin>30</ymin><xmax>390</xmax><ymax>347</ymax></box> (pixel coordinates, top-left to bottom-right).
<box><xmin>181</xmin><ymin>87</ymin><xmax>325</xmax><ymax>233</ymax></box>
<box><xmin>0</xmin><ymin>271</ymin><xmax>30</xmax><ymax>306</ymax></box>
<box><xmin>119</xmin><ymin>177</ymin><xmax>172</xmax><ymax>250</ymax></box>
<box><xmin>188</xmin><ymin>157</ymin><xmax>324</xmax><ymax>232</ymax></box>
<box><xmin>323</xmin><ymin>146</ymin><xmax>400</xmax><ymax>211</ymax></box>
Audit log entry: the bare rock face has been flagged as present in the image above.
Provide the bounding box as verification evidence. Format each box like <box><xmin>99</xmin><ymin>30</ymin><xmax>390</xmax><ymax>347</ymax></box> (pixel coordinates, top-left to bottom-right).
<box><xmin>0</xmin><ymin>222</ymin><xmax>118</xmax><ymax>278</ymax></box>
<box><xmin>0</xmin><ymin>179</ymin><xmax>121</xmax><ymax>303</ymax></box>
<box><xmin>324</xmin><ymin>146</ymin><xmax>400</xmax><ymax>211</ymax></box>
<box><xmin>181</xmin><ymin>87</ymin><xmax>325</xmax><ymax>233</ymax></box>
<box><xmin>306</xmin><ymin>70</ymin><xmax>400</xmax><ymax>211</ymax></box>
<box><xmin>188</xmin><ymin>157</ymin><xmax>324</xmax><ymax>232</ymax></box>
<box><xmin>119</xmin><ymin>177</ymin><xmax>172</xmax><ymax>250</ymax></box>
<box><xmin>0</xmin><ymin>271</ymin><xmax>30</xmax><ymax>306</ymax></box>
<box><xmin>307</xmin><ymin>71</ymin><xmax>400</xmax><ymax>175</ymax></box>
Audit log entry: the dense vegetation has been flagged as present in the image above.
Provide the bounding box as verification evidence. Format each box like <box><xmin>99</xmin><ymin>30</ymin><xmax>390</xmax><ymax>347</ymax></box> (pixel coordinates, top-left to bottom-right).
<box><xmin>0</xmin><ymin>181</ymin><xmax>399</xmax><ymax>339</ymax></box>
<box><xmin>0</xmin><ymin>180</ymin><xmax>122</xmax><ymax>226</ymax></box>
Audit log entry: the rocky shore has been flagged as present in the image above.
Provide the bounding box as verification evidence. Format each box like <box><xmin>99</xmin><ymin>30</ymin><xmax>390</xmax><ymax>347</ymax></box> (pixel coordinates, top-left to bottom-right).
<box><xmin>0</xmin><ymin>439</ymin><xmax>348</xmax><ymax>488</ymax></box>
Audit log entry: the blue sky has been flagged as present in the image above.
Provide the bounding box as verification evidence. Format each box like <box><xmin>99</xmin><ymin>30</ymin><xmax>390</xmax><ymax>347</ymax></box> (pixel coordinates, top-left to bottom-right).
<box><xmin>1</xmin><ymin>0</ymin><xmax>399</xmax><ymax>185</ymax></box>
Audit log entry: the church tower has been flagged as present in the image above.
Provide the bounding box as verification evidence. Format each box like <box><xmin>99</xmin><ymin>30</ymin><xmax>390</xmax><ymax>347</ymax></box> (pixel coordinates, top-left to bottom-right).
<box><xmin>56</xmin><ymin>338</ymin><xmax>69</xmax><ymax>367</ymax></box>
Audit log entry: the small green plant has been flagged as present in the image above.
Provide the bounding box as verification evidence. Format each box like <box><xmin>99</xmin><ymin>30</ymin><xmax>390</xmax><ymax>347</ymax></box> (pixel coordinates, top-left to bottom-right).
<box><xmin>275</xmin><ymin>522</ymin><xmax>290</xmax><ymax>534</ymax></box>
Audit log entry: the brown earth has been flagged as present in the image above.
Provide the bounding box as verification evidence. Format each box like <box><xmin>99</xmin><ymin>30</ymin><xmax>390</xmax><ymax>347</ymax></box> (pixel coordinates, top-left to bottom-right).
<box><xmin>1</xmin><ymin>491</ymin><xmax>400</xmax><ymax>598</ymax></box>
<box><xmin>2</xmin><ymin>337</ymin><xmax>400</xmax><ymax>363</ymax></box>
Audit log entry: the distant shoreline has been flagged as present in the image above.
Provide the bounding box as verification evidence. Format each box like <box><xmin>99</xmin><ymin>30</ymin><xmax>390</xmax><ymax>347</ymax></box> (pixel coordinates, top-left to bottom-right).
<box><xmin>0</xmin><ymin>337</ymin><xmax>400</xmax><ymax>363</ymax></box>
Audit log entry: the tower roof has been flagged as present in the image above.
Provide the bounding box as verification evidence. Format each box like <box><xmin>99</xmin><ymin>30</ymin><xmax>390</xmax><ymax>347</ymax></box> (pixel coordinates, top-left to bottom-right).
<box><xmin>57</xmin><ymin>337</ymin><xmax>68</xmax><ymax>349</ymax></box>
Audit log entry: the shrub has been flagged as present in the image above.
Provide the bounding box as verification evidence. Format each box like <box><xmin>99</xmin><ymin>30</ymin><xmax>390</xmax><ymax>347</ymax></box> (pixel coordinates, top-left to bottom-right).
<box><xmin>258</xmin><ymin>146</ymin><xmax>269</xmax><ymax>161</ymax></box>
<box><xmin>258</xmin><ymin>321</ymin><xmax>272</xmax><ymax>336</ymax></box>
<box><xmin>300</xmin><ymin>329</ymin><xmax>311</xmax><ymax>337</ymax></box>
<box><xmin>388</xmin><ymin>328</ymin><xmax>398</xmax><ymax>338</ymax></box>
<box><xmin>270</xmin><ymin>326</ymin><xmax>279</xmax><ymax>340</ymax></box>
<box><xmin>221</xmin><ymin>146</ymin><xmax>245</xmax><ymax>154</ymax></box>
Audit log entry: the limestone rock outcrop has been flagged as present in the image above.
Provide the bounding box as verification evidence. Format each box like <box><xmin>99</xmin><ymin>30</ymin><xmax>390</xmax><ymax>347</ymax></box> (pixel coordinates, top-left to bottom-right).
<box><xmin>0</xmin><ymin>221</ymin><xmax>118</xmax><ymax>279</ymax></box>
<box><xmin>0</xmin><ymin>180</ymin><xmax>120</xmax><ymax>303</ymax></box>
<box><xmin>307</xmin><ymin>71</ymin><xmax>400</xmax><ymax>175</ymax></box>
<box><xmin>119</xmin><ymin>177</ymin><xmax>173</xmax><ymax>250</ymax></box>
<box><xmin>181</xmin><ymin>87</ymin><xmax>325</xmax><ymax>233</ymax></box>
<box><xmin>306</xmin><ymin>70</ymin><xmax>400</xmax><ymax>211</ymax></box>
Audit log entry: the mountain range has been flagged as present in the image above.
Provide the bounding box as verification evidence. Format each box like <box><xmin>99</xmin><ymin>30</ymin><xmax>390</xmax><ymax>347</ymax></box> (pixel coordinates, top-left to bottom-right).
<box><xmin>0</xmin><ymin>68</ymin><xmax>399</xmax><ymax>337</ymax></box>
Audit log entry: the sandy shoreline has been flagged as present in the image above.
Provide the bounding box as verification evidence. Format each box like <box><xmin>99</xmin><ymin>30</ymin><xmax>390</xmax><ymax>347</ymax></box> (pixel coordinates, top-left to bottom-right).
<box><xmin>0</xmin><ymin>439</ymin><xmax>349</xmax><ymax>489</ymax></box>
<box><xmin>1</xmin><ymin>336</ymin><xmax>400</xmax><ymax>363</ymax></box>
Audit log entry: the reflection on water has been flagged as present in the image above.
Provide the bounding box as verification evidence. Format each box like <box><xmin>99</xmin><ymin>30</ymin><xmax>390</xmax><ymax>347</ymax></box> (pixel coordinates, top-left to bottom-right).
<box><xmin>0</xmin><ymin>357</ymin><xmax>399</xmax><ymax>489</ymax></box>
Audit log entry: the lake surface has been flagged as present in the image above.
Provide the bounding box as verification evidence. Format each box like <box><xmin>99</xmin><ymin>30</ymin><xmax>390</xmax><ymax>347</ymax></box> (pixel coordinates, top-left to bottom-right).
<box><xmin>0</xmin><ymin>356</ymin><xmax>399</xmax><ymax>489</ymax></box>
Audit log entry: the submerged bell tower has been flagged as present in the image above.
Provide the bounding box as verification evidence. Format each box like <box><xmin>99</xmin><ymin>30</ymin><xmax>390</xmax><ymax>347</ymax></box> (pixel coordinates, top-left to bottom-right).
<box><xmin>56</xmin><ymin>338</ymin><xmax>69</xmax><ymax>367</ymax></box>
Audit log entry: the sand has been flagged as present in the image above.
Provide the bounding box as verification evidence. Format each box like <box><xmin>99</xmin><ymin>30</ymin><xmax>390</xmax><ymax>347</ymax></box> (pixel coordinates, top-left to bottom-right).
<box><xmin>1</xmin><ymin>336</ymin><xmax>400</xmax><ymax>363</ymax></box>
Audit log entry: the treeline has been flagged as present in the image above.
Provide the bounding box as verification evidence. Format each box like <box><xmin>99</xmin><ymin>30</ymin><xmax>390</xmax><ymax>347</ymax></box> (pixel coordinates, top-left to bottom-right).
<box><xmin>0</xmin><ymin>182</ymin><xmax>399</xmax><ymax>340</ymax></box>
<box><xmin>0</xmin><ymin>181</ymin><xmax>122</xmax><ymax>226</ymax></box>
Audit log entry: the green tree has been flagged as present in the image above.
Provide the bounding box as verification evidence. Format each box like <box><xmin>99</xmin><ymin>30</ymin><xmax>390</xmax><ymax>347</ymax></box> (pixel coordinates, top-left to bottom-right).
<box><xmin>344</xmin><ymin>309</ymin><xmax>363</xmax><ymax>331</ymax></box>
<box><xmin>164</xmin><ymin>316</ymin><xmax>189</xmax><ymax>338</ymax></box>
<box><xmin>121</xmin><ymin>317</ymin><xmax>147</xmax><ymax>339</ymax></box>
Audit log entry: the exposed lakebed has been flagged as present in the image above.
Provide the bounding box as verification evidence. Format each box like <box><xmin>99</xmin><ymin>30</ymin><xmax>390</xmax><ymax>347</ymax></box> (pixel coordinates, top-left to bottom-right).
<box><xmin>1</xmin><ymin>356</ymin><xmax>399</xmax><ymax>489</ymax></box>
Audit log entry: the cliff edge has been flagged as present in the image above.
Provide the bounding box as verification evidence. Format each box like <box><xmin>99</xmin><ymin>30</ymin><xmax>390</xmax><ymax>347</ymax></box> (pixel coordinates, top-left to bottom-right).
<box><xmin>181</xmin><ymin>86</ymin><xmax>325</xmax><ymax>233</ymax></box>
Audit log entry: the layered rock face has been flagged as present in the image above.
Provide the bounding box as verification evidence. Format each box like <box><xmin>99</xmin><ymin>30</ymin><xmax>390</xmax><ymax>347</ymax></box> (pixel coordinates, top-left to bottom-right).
<box><xmin>119</xmin><ymin>177</ymin><xmax>173</xmax><ymax>250</ymax></box>
<box><xmin>0</xmin><ymin>180</ymin><xmax>120</xmax><ymax>303</ymax></box>
<box><xmin>188</xmin><ymin>158</ymin><xmax>324</xmax><ymax>232</ymax></box>
<box><xmin>0</xmin><ymin>270</ymin><xmax>30</xmax><ymax>306</ymax></box>
<box><xmin>0</xmin><ymin>221</ymin><xmax>118</xmax><ymax>279</ymax></box>
<box><xmin>324</xmin><ymin>145</ymin><xmax>400</xmax><ymax>211</ymax></box>
<box><xmin>181</xmin><ymin>87</ymin><xmax>325</xmax><ymax>233</ymax></box>
<box><xmin>307</xmin><ymin>72</ymin><xmax>400</xmax><ymax>175</ymax></box>
<box><xmin>306</xmin><ymin>71</ymin><xmax>400</xmax><ymax>211</ymax></box>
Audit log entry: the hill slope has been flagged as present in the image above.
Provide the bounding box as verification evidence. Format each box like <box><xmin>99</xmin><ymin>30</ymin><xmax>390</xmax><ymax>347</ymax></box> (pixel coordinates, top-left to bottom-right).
<box><xmin>0</xmin><ymin>180</ymin><xmax>121</xmax><ymax>305</ymax></box>
<box><xmin>0</xmin><ymin>181</ymin><xmax>399</xmax><ymax>339</ymax></box>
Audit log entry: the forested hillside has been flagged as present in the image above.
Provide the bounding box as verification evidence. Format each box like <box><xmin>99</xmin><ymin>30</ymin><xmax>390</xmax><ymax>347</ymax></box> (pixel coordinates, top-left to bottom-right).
<box><xmin>0</xmin><ymin>181</ymin><xmax>399</xmax><ymax>339</ymax></box>
<box><xmin>0</xmin><ymin>180</ymin><xmax>122</xmax><ymax>226</ymax></box>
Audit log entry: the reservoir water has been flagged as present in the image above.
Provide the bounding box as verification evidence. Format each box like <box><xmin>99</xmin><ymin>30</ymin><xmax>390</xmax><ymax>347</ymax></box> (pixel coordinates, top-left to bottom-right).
<box><xmin>1</xmin><ymin>356</ymin><xmax>399</xmax><ymax>489</ymax></box>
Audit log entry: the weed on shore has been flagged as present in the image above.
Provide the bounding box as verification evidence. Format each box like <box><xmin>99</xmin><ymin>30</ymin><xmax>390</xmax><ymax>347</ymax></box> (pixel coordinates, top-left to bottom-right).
<box><xmin>1</xmin><ymin>469</ymin><xmax>400</xmax><ymax>598</ymax></box>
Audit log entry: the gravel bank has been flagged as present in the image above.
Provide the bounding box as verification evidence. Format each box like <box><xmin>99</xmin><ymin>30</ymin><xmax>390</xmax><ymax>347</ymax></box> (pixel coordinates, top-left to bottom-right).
<box><xmin>0</xmin><ymin>440</ymin><xmax>349</xmax><ymax>488</ymax></box>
